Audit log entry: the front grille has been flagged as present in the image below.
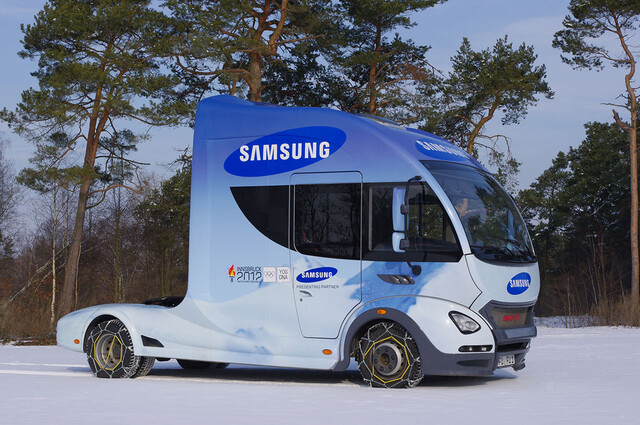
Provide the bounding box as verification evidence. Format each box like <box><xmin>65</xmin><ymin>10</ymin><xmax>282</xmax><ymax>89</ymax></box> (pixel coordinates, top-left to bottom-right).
<box><xmin>479</xmin><ymin>301</ymin><xmax>535</xmax><ymax>332</ymax></box>
<box><xmin>480</xmin><ymin>301</ymin><xmax>536</xmax><ymax>353</ymax></box>
<box><xmin>491</xmin><ymin>307</ymin><xmax>529</xmax><ymax>329</ymax></box>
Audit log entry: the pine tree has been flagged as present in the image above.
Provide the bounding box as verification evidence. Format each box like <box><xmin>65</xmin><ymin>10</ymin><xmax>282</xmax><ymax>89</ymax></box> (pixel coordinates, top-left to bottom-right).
<box><xmin>1</xmin><ymin>0</ymin><xmax>188</xmax><ymax>318</ymax></box>
<box><xmin>426</xmin><ymin>36</ymin><xmax>553</xmax><ymax>156</ymax></box>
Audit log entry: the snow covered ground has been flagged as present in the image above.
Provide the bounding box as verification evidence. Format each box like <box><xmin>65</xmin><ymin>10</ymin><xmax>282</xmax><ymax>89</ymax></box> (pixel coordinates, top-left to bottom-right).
<box><xmin>1</xmin><ymin>326</ymin><xmax>638</xmax><ymax>425</ymax></box>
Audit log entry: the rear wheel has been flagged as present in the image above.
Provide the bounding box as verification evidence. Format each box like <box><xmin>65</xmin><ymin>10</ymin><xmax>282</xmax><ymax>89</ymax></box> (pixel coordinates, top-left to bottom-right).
<box><xmin>357</xmin><ymin>322</ymin><xmax>423</xmax><ymax>388</ymax></box>
<box><xmin>85</xmin><ymin>319</ymin><xmax>141</xmax><ymax>379</ymax></box>
<box><xmin>177</xmin><ymin>359</ymin><xmax>229</xmax><ymax>370</ymax></box>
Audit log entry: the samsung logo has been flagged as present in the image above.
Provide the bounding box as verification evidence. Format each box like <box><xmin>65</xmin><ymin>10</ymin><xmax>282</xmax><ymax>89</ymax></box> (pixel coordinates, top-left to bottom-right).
<box><xmin>296</xmin><ymin>267</ymin><xmax>338</xmax><ymax>283</ymax></box>
<box><xmin>239</xmin><ymin>141</ymin><xmax>331</xmax><ymax>162</ymax></box>
<box><xmin>507</xmin><ymin>272</ymin><xmax>532</xmax><ymax>295</ymax></box>
<box><xmin>224</xmin><ymin>126</ymin><xmax>346</xmax><ymax>177</ymax></box>
<box><xmin>415</xmin><ymin>139</ymin><xmax>468</xmax><ymax>160</ymax></box>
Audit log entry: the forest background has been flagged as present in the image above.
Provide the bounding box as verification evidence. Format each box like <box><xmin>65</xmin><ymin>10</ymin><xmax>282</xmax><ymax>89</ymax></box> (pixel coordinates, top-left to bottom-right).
<box><xmin>0</xmin><ymin>0</ymin><xmax>639</xmax><ymax>340</ymax></box>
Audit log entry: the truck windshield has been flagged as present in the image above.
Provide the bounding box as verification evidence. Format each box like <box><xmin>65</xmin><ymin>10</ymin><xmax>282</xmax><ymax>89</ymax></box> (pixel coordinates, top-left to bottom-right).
<box><xmin>422</xmin><ymin>161</ymin><xmax>536</xmax><ymax>263</ymax></box>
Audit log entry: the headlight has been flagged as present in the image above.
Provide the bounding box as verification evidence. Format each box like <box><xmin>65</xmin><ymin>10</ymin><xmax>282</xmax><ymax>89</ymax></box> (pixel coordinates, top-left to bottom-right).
<box><xmin>449</xmin><ymin>311</ymin><xmax>481</xmax><ymax>334</ymax></box>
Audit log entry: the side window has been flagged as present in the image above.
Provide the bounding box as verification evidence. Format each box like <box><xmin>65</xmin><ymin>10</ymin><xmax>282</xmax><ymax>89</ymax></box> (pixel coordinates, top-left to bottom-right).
<box><xmin>364</xmin><ymin>183</ymin><xmax>461</xmax><ymax>262</ymax></box>
<box><xmin>406</xmin><ymin>185</ymin><xmax>458</xmax><ymax>248</ymax></box>
<box><xmin>231</xmin><ymin>185</ymin><xmax>289</xmax><ymax>248</ymax></box>
<box><xmin>233</xmin><ymin>182</ymin><xmax>460</xmax><ymax>262</ymax></box>
<box><xmin>294</xmin><ymin>183</ymin><xmax>361</xmax><ymax>260</ymax></box>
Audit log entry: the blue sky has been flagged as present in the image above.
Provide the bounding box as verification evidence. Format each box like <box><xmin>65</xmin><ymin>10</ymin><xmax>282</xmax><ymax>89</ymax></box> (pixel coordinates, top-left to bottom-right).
<box><xmin>0</xmin><ymin>0</ymin><xmax>632</xmax><ymax>190</ymax></box>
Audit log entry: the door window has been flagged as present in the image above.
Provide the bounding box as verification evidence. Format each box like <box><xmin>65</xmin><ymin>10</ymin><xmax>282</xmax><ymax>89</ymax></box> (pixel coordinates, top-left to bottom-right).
<box><xmin>364</xmin><ymin>183</ymin><xmax>462</xmax><ymax>262</ymax></box>
<box><xmin>294</xmin><ymin>183</ymin><xmax>361</xmax><ymax>260</ymax></box>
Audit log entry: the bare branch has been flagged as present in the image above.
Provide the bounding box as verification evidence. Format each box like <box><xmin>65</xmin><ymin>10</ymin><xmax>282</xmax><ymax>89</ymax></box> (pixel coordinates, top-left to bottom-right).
<box><xmin>603</xmin><ymin>102</ymin><xmax>631</xmax><ymax>113</ymax></box>
<box><xmin>174</xmin><ymin>55</ymin><xmax>222</xmax><ymax>77</ymax></box>
<box><xmin>613</xmin><ymin>109</ymin><xmax>632</xmax><ymax>133</ymax></box>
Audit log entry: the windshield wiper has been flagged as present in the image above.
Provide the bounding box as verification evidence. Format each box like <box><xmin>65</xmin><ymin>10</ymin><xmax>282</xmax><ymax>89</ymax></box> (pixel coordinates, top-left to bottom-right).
<box><xmin>471</xmin><ymin>244</ymin><xmax>535</xmax><ymax>262</ymax></box>
<box><xmin>509</xmin><ymin>242</ymin><xmax>536</xmax><ymax>261</ymax></box>
<box><xmin>471</xmin><ymin>245</ymin><xmax>518</xmax><ymax>261</ymax></box>
<box><xmin>491</xmin><ymin>236</ymin><xmax>535</xmax><ymax>260</ymax></box>
<box><xmin>498</xmin><ymin>236</ymin><xmax>535</xmax><ymax>260</ymax></box>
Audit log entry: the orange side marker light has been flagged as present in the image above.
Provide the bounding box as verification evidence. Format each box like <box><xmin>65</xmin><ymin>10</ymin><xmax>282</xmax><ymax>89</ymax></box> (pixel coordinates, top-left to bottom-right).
<box><xmin>377</xmin><ymin>309</ymin><xmax>387</xmax><ymax>315</ymax></box>
<box><xmin>74</xmin><ymin>339</ymin><xmax>80</xmax><ymax>345</ymax></box>
<box><xmin>322</xmin><ymin>349</ymin><xmax>332</xmax><ymax>355</ymax></box>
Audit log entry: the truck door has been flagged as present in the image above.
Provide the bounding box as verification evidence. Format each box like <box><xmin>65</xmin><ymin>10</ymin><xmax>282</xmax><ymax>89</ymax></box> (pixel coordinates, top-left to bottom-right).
<box><xmin>290</xmin><ymin>172</ymin><xmax>363</xmax><ymax>338</ymax></box>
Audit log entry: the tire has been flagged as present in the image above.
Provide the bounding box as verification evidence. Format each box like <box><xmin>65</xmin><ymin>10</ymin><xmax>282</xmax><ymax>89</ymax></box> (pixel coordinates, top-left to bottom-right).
<box><xmin>357</xmin><ymin>321</ymin><xmax>423</xmax><ymax>388</ymax></box>
<box><xmin>177</xmin><ymin>359</ymin><xmax>229</xmax><ymax>370</ymax></box>
<box><xmin>84</xmin><ymin>319</ymin><xmax>141</xmax><ymax>379</ymax></box>
<box><xmin>132</xmin><ymin>356</ymin><xmax>155</xmax><ymax>378</ymax></box>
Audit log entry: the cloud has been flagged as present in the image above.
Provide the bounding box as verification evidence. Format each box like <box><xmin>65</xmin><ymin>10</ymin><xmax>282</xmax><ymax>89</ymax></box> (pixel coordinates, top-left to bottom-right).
<box><xmin>0</xmin><ymin>6</ymin><xmax>38</xmax><ymax>18</ymax></box>
<box><xmin>504</xmin><ymin>16</ymin><xmax>565</xmax><ymax>43</ymax></box>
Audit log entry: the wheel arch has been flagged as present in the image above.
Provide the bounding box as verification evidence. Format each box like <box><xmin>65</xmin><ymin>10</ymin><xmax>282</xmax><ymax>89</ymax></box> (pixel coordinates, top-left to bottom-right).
<box><xmin>83</xmin><ymin>314</ymin><xmax>119</xmax><ymax>353</ymax></box>
<box><xmin>83</xmin><ymin>313</ymin><xmax>143</xmax><ymax>354</ymax></box>
<box><xmin>333</xmin><ymin>308</ymin><xmax>430</xmax><ymax>371</ymax></box>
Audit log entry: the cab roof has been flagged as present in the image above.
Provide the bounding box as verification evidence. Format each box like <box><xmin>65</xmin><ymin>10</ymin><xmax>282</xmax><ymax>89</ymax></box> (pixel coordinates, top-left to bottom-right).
<box><xmin>194</xmin><ymin>95</ymin><xmax>485</xmax><ymax>171</ymax></box>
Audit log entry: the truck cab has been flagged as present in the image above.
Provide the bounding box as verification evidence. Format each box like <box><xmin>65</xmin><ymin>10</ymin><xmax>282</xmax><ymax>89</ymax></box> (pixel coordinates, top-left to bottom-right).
<box><xmin>57</xmin><ymin>95</ymin><xmax>539</xmax><ymax>388</ymax></box>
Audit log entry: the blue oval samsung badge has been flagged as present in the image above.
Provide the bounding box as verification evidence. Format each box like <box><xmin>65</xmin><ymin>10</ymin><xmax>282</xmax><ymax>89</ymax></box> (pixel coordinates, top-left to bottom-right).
<box><xmin>224</xmin><ymin>126</ymin><xmax>347</xmax><ymax>177</ymax></box>
<box><xmin>507</xmin><ymin>272</ymin><xmax>532</xmax><ymax>295</ymax></box>
<box><xmin>296</xmin><ymin>267</ymin><xmax>338</xmax><ymax>283</ymax></box>
<box><xmin>415</xmin><ymin>138</ymin><xmax>470</xmax><ymax>162</ymax></box>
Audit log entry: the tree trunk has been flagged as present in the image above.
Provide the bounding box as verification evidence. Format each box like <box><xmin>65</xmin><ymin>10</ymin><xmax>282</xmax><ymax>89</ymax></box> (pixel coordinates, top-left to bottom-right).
<box><xmin>466</xmin><ymin>100</ymin><xmax>500</xmax><ymax>155</ymax></box>
<box><xmin>49</xmin><ymin>187</ymin><xmax>57</xmax><ymax>331</ymax></box>
<box><xmin>613</xmin><ymin>21</ymin><xmax>639</xmax><ymax>305</ymax></box>
<box><xmin>87</xmin><ymin>209</ymin><xmax>94</xmax><ymax>305</ymax></box>
<box><xmin>57</xmin><ymin>175</ymin><xmax>91</xmax><ymax>317</ymax></box>
<box><xmin>248</xmin><ymin>52</ymin><xmax>263</xmax><ymax>102</ymax></box>
<box><xmin>630</xmin><ymin>117</ymin><xmax>639</xmax><ymax>305</ymax></box>
<box><xmin>113</xmin><ymin>189</ymin><xmax>123</xmax><ymax>303</ymax></box>
<box><xmin>466</xmin><ymin>125</ymin><xmax>480</xmax><ymax>155</ymax></box>
<box><xmin>466</xmin><ymin>120</ymin><xmax>487</xmax><ymax>155</ymax></box>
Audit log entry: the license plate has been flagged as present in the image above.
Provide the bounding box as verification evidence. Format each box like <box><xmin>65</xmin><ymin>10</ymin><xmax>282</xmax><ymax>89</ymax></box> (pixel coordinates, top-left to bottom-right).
<box><xmin>497</xmin><ymin>354</ymin><xmax>515</xmax><ymax>368</ymax></box>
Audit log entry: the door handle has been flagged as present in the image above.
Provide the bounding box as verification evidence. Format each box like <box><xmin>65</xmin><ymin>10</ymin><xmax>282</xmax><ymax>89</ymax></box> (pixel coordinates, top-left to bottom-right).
<box><xmin>377</xmin><ymin>274</ymin><xmax>415</xmax><ymax>285</ymax></box>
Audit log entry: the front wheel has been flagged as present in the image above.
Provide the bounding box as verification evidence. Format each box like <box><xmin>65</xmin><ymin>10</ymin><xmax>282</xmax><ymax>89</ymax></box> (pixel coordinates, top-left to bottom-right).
<box><xmin>357</xmin><ymin>322</ymin><xmax>423</xmax><ymax>388</ymax></box>
<box><xmin>85</xmin><ymin>319</ymin><xmax>141</xmax><ymax>379</ymax></box>
<box><xmin>132</xmin><ymin>356</ymin><xmax>155</xmax><ymax>378</ymax></box>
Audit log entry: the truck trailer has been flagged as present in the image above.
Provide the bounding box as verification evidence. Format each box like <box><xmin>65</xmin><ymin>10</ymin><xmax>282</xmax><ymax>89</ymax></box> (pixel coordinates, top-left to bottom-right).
<box><xmin>57</xmin><ymin>95</ymin><xmax>539</xmax><ymax>388</ymax></box>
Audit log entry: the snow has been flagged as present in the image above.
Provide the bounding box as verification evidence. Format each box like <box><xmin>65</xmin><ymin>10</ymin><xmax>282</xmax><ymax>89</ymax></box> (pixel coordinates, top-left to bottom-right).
<box><xmin>535</xmin><ymin>316</ymin><xmax>605</xmax><ymax>328</ymax></box>
<box><xmin>1</xmin><ymin>326</ymin><xmax>638</xmax><ymax>425</ymax></box>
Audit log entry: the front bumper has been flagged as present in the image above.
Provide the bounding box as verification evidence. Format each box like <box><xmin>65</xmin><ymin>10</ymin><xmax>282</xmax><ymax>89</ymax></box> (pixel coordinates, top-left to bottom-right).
<box><xmin>418</xmin><ymin>301</ymin><xmax>536</xmax><ymax>376</ymax></box>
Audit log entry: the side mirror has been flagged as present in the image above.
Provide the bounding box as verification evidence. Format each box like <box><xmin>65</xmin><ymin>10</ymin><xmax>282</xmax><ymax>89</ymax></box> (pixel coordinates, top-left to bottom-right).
<box><xmin>392</xmin><ymin>187</ymin><xmax>406</xmax><ymax>232</ymax></box>
<box><xmin>395</xmin><ymin>176</ymin><xmax>423</xmax><ymax>276</ymax></box>
<box><xmin>391</xmin><ymin>187</ymin><xmax>409</xmax><ymax>252</ymax></box>
<box><xmin>392</xmin><ymin>176</ymin><xmax>422</xmax><ymax>276</ymax></box>
<box><xmin>392</xmin><ymin>232</ymin><xmax>405</xmax><ymax>253</ymax></box>
<box><xmin>392</xmin><ymin>187</ymin><xmax>408</xmax><ymax>253</ymax></box>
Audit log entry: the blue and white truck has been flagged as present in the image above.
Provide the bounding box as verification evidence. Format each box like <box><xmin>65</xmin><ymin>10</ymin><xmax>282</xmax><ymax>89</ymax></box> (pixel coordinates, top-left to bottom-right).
<box><xmin>57</xmin><ymin>95</ymin><xmax>539</xmax><ymax>388</ymax></box>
